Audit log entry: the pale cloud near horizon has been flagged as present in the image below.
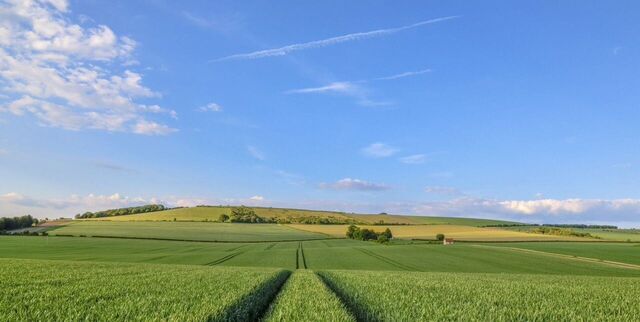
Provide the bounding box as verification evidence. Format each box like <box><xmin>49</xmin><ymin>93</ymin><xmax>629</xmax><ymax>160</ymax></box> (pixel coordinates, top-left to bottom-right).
<box><xmin>319</xmin><ymin>178</ymin><xmax>390</xmax><ymax>191</ymax></box>
<box><xmin>0</xmin><ymin>0</ymin><xmax>175</xmax><ymax>135</ymax></box>
<box><xmin>1</xmin><ymin>192</ymin><xmax>639</xmax><ymax>227</ymax></box>
<box><xmin>212</xmin><ymin>16</ymin><xmax>459</xmax><ymax>61</ymax></box>
<box><xmin>362</xmin><ymin>142</ymin><xmax>398</xmax><ymax>158</ymax></box>
<box><xmin>424</xmin><ymin>186</ymin><xmax>463</xmax><ymax>196</ymax></box>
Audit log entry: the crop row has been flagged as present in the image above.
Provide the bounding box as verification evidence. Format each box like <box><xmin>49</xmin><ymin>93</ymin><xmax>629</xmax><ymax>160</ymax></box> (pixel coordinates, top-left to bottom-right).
<box><xmin>0</xmin><ymin>258</ymin><xmax>288</xmax><ymax>321</ymax></box>
<box><xmin>264</xmin><ymin>271</ymin><xmax>354</xmax><ymax>322</ymax></box>
<box><xmin>318</xmin><ymin>270</ymin><xmax>640</xmax><ymax>321</ymax></box>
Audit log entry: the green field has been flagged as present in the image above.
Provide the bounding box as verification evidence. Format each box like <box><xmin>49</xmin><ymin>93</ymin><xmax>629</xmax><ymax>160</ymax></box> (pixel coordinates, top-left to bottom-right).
<box><xmin>1</xmin><ymin>235</ymin><xmax>638</xmax><ymax>276</ymax></box>
<box><xmin>0</xmin><ymin>258</ymin><xmax>288</xmax><ymax>321</ymax></box>
<box><xmin>319</xmin><ymin>270</ymin><xmax>640</xmax><ymax>321</ymax></box>
<box><xmin>489</xmin><ymin>242</ymin><xmax>640</xmax><ymax>266</ymax></box>
<box><xmin>90</xmin><ymin>205</ymin><xmax>520</xmax><ymax>226</ymax></box>
<box><xmin>3</xmin><ymin>219</ymin><xmax>640</xmax><ymax>320</ymax></box>
<box><xmin>51</xmin><ymin>221</ymin><xmax>329</xmax><ymax>242</ymax></box>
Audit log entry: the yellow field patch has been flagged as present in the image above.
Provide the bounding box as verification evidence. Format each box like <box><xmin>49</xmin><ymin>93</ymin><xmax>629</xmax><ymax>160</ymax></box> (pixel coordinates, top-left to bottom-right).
<box><xmin>286</xmin><ymin>224</ymin><xmax>589</xmax><ymax>241</ymax></box>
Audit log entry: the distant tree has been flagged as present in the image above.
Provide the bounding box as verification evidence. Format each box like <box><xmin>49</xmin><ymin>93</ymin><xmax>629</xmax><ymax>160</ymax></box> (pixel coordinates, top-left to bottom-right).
<box><xmin>360</xmin><ymin>229</ymin><xmax>378</xmax><ymax>241</ymax></box>
<box><xmin>377</xmin><ymin>234</ymin><xmax>389</xmax><ymax>244</ymax></box>
<box><xmin>218</xmin><ymin>214</ymin><xmax>229</xmax><ymax>222</ymax></box>
<box><xmin>346</xmin><ymin>224</ymin><xmax>359</xmax><ymax>238</ymax></box>
<box><xmin>436</xmin><ymin>234</ymin><xmax>445</xmax><ymax>241</ymax></box>
<box><xmin>382</xmin><ymin>228</ymin><xmax>393</xmax><ymax>239</ymax></box>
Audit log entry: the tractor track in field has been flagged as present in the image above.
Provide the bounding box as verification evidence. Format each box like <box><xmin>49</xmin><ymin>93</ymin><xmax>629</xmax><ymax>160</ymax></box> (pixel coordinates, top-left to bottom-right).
<box><xmin>315</xmin><ymin>272</ymin><xmax>365</xmax><ymax>322</ymax></box>
<box><xmin>356</xmin><ymin>248</ymin><xmax>420</xmax><ymax>271</ymax></box>
<box><xmin>471</xmin><ymin>244</ymin><xmax>640</xmax><ymax>270</ymax></box>
<box><xmin>205</xmin><ymin>251</ymin><xmax>245</xmax><ymax>266</ymax></box>
<box><xmin>295</xmin><ymin>242</ymin><xmax>308</xmax><ymax>269</ymax></box>
<box><xmin>226</xmin><ymin>244</ymin><xmax>250</xmax><ymax>252</ymax></box>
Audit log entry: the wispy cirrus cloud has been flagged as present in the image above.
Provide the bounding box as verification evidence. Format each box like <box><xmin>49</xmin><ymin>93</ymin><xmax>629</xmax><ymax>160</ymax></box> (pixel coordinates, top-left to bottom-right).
<box><xmin>286</xmin><ymin>68</ymin><xmax>431</xmax><ymax>106</ymax></box>
<box><xmin>361</xmin><ymin>142</ymin><xmax>398</xmax><ymax>158</ymax></box>
<box><xmin>374</xmin><ymin>69</ymin><xmax>432</xmax><ymax>81</ymax></box>
<box><xmin>212</xmin><ymin>16</ymin><xmax>459</xmax><ymax>62</ymax></box>
<box><xmin>399</xmin><ymin>154</ymin><xmax>427</xmax><ymax>164</ymax></box>
<box><xmin>319</xmin><ymin>178</ymin><xmax>390</xmax><ymax>191</ymax></box>
<box><xmin>247</xmin><ymin>145</ymin><xmax>265</xmax><ymax>161</ymax></box>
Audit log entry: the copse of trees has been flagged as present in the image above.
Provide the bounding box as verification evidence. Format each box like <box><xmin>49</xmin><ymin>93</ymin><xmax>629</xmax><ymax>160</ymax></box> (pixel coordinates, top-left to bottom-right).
<box><xmin>0</xmin><ymin>215</ymin><xmax>37</xmax><ymax>231</ymax></box>
<box><xmin>346</xmin><ymin>225</ymin><xmax>393</xmax><ymax>243</ymax></box>
<box><xmin>228</xmin><ymin>206</ymin><xmax>271</xmax><ymax>223</ymax></box>
<box><xmin>530</xmin><ymin>227</ymin><xmax>597</xmax><ymax>238</ymax></box>
<box><xmin>75</xmin><ymin>204</ymin><xmax>166</xmax><ymax>219</ymax></box>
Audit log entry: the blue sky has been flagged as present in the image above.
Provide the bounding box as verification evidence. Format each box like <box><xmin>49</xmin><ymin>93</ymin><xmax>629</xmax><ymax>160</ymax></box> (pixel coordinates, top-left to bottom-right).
<box><xmin>1</xmin><ymin>0</ymin><xmax>639</xmax><ymax>226</ymax></box>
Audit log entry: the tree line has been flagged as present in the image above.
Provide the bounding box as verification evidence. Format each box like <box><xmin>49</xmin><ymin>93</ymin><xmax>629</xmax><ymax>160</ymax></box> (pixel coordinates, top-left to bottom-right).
<box><xmin>483</xmin><ymin>223</ymin><xmax>618</xmax><ymax>229</ymax></box>
<box><xmin>75</xmin><ymin>204</ymin><xmax>166</xmax><ymax>219</ymax></box>
<box><xmin>0</xmin><ymin>215</ymin><xmax>37</xmax><ymax>231</ymax></box>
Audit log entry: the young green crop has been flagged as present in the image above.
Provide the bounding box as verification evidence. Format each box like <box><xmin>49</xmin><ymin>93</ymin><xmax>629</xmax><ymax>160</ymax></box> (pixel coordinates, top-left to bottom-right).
<box><xmin>264</xmin><ymin>271</ymin><xmax>355</xmax><ymax>322</ymax></box>
<box><xmin>319</xmin><ymin>270</ymin><xmax>640</xmax><ymax>321</ymax></box>
<box><xmin>51</xmin><ymin>221</ymin><xmax>328</xmax><ymax>242</ymax></box>
<box><xmin>0</xmin><ymin>258</ymin><xmax>288</xmax><ymax>321</ymax></box>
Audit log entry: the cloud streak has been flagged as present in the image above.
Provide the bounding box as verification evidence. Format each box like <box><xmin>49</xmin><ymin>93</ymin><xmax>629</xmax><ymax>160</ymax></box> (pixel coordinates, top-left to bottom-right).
<box><xmin>285</xmin><ymin>68</ymin><xmax>431</xmax><ymax>106</ymax></box>
<box><xmin>319</xmin><ymin>178</ymin><xmax>390</xmax><ymax>191</ymax></box>
<box><xmin>362</xmin><ymin>142</ymin><xmax>398</xmax><ymax>158</ymax></box>
<box><xmin>374</xmin><ymin>69</ymin><xmax>432</xmax><ymax>81</ymax></box>
<box><xmin>213</xmin><ymin>16</ymin><xmax>459</xmax><ymax>61</ymax></box>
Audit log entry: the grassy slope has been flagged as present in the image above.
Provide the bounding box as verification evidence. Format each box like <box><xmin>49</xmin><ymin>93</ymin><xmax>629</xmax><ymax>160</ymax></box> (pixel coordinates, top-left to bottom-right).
<box><xmin>319</xmin><ymin>270</ymin><xmax>640</xmax><ymax>321</ymax></box>
<box><xmin>90</xmin><ymin>206</ymin><xmax>519</xmax><ymax>226</ymax></box>
<box><xmin>1</xmin><ymin>236</ymin><xmax>637</xmax><ymax>276</ymax></box>
<box><xmin>287</xmin><ymin>224</ymin><xmax>588</xmax><ymax>241</ymax></box>
<box><xmin>51</xmin><ymin>221</ymin><xmax>329</xmax><ymax>242</ymax></box>
<box><xmin>0</xmin><ymin>258</ymin><xmax>287</xmax><ymax>321</ymax></box>
<box><xmin>264</xmin><ymin>271</ymin><xmax>355</xmax><ymax>322</ymax></box>
<box><xmin>489</xmin><ymin>242</ymin><xmax>640</xmax><ymax>265</ymax></box>
<box><xmin>498</xmin><ymin>226</ymin><xmax>640</xmax><ymax>241</ymax></box>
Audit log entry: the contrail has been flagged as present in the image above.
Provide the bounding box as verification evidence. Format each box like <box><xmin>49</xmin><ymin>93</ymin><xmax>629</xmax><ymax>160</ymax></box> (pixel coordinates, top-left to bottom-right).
<box><xmin>212</xmin><ymin>16</ymin><xmax>460</xmax><ymax>62</ymax></box>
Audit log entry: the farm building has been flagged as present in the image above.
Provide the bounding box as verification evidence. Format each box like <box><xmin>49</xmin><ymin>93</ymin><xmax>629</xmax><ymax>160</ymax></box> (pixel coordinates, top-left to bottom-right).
<box><xmin>443</xmin><ymin>238</ymin><xmax>454</xmax><ymax>245</ymax></box>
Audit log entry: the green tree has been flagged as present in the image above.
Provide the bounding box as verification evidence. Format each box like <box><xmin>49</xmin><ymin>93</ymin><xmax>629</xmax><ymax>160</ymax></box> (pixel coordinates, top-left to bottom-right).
<box><xmin>382</xmin><ymin>228</ymin><xmax>393</xmax><ymax>239</ymax></box>
<box><xmin>218</xmin><ymin>214</ymin><xmax>229</xmax><ymax>222</ymax></box>
<box><xmin>436</xmin><ymin>233</ymin><xmax>445</xmax><ymax>241</ymax></box>
<box><xmin>346</xmin><ymin>224</ymin><xmax>360</xmax><ymax>238</ymax></box>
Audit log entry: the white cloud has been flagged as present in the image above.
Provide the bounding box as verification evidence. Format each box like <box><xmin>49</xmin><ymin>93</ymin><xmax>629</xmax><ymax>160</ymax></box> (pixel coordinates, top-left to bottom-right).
<box><xmin>425</xmin><ymin>186</ymin><xmax>463</xmax><ymax>196</ymax></box>
<box><xmin>247</xmin><ymin>145</ymin><xmax>265</xmax><ymax>161</ymax></box>
<box><xmin>287</xmin><ymin>81</ymin><xmax>390</xmax><ymax>107</ymax></box>
<box><xmin>133</xmin><ymin>120</ymin><xmax>177</xmax><ymax>136</ymax></box>
<box><xmin>399</xmin><ymin>154</ymin><xmax>426</xmax><ymax>164</ymax></box>
<box><xmin>409</xmin><ymin>197</ymin><xmax>640</xmax><ymax>226</ymax></box>
<box><xmin>199</xmin><ymin>102</ymin><xmax>223</xmax><ymax>112</ymax></box>
<box><xmin>362</xmin><ymin>142</ymin><xmax>398</xmax><ymax>158</ymax></box>
<box><xmin>286</xmin><ymin>82</ymin><xmax>357</xmax><ymax>95</ymax></box>
<box><xmin>213</xmin><ymin>16</ymin><xmax>459</xmax><ymax>61</ymax></box>
<box><xmin>250</xmin><ymin>195</ymin><xmax>264</xmax><ymax>201</ymax></box>
<box><xmin>319</xmin><ymin>178</ymin><xmax>390</xmax><ymax>191</ymax></box>
<box><xmin>0</xmin><ymin>0</ymin><xmax>175</xmax><ymax>134</ymax></box>
<box><xmin>374</xmin><ymin>69</ymin><xmax>431</xmax><ymax>81</ymax></box>
<box><xmin>285</xmin><ymin>68</ymin><xmax>430</xmax><ymax>106</ymax></box>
